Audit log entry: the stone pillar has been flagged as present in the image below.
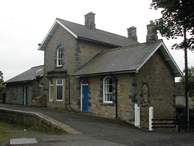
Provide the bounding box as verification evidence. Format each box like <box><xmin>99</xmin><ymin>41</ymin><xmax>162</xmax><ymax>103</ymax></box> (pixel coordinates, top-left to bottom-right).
<box><xmin>140</xmin><ymin>105</ymin><xmax>149</xmax><ymax>129</ymax></box>
<box><xmin>140</xmin><ymin>82</ymin><xmax>151</xmax><ymax>129</ymax></box>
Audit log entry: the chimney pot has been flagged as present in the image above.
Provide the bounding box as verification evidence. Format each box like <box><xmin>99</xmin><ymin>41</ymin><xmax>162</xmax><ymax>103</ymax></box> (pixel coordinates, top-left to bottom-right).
<box><xmin>85</xmin><ymin>12</ymin><xmax>96</xmax><ymax>29</ymax></box>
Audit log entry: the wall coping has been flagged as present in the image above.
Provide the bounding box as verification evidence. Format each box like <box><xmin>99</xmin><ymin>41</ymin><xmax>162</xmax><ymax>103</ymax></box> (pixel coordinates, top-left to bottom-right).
<box><xmin>0</xmin><ymin>107</ymin><xmax>80</xmax><ymax>134</ymax></box>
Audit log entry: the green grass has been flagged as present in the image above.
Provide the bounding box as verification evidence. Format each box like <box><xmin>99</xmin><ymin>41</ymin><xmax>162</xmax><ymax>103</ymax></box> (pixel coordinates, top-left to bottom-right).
<box><xmin>0</xmin><ymin>121</ymin><xmax>66</xmax><ymax>144</ymax></box>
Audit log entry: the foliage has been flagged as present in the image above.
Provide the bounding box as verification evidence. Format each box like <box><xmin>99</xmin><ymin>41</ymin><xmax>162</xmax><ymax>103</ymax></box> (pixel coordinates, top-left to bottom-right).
<box><xmin>0</xmin><ymin>71</ymin><xmax>4</xmax><ymax>89</ymax></box>
<box><xmin>180</xmin><ymin>67</ymin><xmax>194</xmax><ymax>97</ymax></box>
<box><xmin>151</xmin><ymin>0</ymin><xmax>194</xmax><ymax>50</ymax></box>
<box><xmin>0</xmin><ymin>71</ymin><xmax>3</xmax><ymax>81</ymax></box>
<box><xmin>180</xmin><ymin>67</ymin><xmax>194</xmax><ymax>83</ymax></box>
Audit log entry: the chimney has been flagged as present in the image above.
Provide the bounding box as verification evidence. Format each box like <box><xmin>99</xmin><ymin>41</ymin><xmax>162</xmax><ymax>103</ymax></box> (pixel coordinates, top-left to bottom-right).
<box><xmin>146</xmin><ymin>21</ymin><xmax>158</xmax><ymax>43</ymax></box>
<box><xmin>85</xmin><ymin>12</ymin><xmax>96</xmax><ymax>29</ymax></box>
<box><xmin>127</xmin><ymin>26</ymin><xmax>137</xmax><ymax>41</ymax></box>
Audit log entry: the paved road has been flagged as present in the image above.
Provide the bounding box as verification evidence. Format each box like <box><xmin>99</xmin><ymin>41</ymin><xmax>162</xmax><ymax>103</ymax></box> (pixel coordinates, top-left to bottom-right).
<box><xmin>1</xmin><ymin>104</ymin><xmax>194</xmax><ymax>146</ymax></box>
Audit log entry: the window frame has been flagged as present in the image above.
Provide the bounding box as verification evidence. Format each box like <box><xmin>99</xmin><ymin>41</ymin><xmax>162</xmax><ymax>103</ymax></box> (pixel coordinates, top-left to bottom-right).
<box><xmin>103</xmin><ymin>76</ymin><xmax>114</xmax><ymax>104</ymax></box>
<box><xmin>56</xmin><ymin>46</ymin><xmax>63</xmax><ymax>67</ymax></box>
<box><xmin>56</xmin><ymin>79</ymin><xmax>64</xmax><ymax>101</ymax></box>
<box><xmin>49</xmin><ymin>80</ymin><xmax>54</xmax><ymax>102</ymax></box>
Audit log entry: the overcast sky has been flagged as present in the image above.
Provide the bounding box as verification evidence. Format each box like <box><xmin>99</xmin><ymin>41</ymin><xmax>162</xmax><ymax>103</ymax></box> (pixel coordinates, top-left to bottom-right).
<box><xmin>0</xmin><ymin>0</ymin><xmax>194</xmax><ymax>81</ymax></box>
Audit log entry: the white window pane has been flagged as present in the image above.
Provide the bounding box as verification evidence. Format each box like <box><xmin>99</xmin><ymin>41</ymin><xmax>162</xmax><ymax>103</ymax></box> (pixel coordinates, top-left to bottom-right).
<box><xmin>57</xmin><ymin>47</ymin><xmax>63</xmax><ymax>66</ymax></box>
<box><xmin>103</xmin><ymin>77</ymin><xmax>114</xmax><ymax>103</ymax></box>
<box><xmin>57</xmin><ymin>79</ymin><xmax>63</xmax><ymax>85</ymax></box>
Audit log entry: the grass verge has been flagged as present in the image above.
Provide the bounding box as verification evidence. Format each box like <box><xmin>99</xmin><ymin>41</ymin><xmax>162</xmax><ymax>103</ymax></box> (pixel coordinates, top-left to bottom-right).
<box><xmin>0</xmin><ymin>120</ymin><xmax>66</xmax><ymax>144</ymax></box>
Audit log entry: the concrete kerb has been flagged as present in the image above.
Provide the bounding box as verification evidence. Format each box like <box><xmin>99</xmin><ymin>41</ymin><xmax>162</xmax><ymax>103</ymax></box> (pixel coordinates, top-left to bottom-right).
<box><xmin>0</xmin><ymin>107</ymin><xmax>80</xmax><ymax>135</ymax></box>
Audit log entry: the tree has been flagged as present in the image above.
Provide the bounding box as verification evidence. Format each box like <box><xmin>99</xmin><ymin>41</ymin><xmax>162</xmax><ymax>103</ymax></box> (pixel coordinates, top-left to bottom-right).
<box><xmin>180</xmin><ymin>67</ymin><xmax>194</xmax><ymax>83</ymax></box>
<box><xmin>0</xmin><ymin>71</ymin><xmax>3</xmax><ymax>88</ymax></box>
<box><xmin>0</xmin><ymin>71</ymin><xmax>5</xmax><ymax>100</ymax></box>
<box><xmin>151</xmin><ymin>0</ymin><xmax>194</xmax><ymax>42</ymax></box>
<box><xmin>180</xmin><ymin>67</ymin><xmax>194</xmax><ymax>98</ymax></box>
<box><xmin>151</xmin><ymin>0</ymin><xmax>194</xmax><ymax>130</ymax></box>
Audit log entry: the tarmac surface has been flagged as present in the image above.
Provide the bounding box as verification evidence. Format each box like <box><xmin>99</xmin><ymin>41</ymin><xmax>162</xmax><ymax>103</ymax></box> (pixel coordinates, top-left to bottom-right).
<box><xmin>1</xmin><ymin>104</ymin><xmax>194</xmax><ymax>146</ymax></box>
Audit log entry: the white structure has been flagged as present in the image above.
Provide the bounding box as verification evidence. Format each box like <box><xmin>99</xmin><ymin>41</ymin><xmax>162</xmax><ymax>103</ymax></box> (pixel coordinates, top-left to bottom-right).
<box><xmin>134</xmin><ymin>104</ymin><xmax>140</xmax><ymax>128</ymax></box>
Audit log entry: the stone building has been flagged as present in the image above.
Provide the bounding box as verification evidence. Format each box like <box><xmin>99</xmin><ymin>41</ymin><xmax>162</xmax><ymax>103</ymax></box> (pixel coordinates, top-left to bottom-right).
<box><xmin>38</xmin><ymin>12</ymin><xmax>182</xmax><ymax>129</ymax></box>
<box><xmin>7</xmin><ymin>12</ymin><xmax>182</xmax><ymax>129</ymax></box>
<box><xmin>6</xmin><ymin>65</ymin><xmax>46</xmax><ymax>106</ymax></box>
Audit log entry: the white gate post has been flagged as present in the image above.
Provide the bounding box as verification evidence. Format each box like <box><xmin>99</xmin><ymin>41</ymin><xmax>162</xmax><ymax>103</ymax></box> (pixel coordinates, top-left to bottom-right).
<box><xmin>149</xmin><ymin>106</ymin><xmax>154</xmax><ymax>131</ymax></box>
<box><xmin>134</xmin><ymin>104</ymin><xmax>140</xmax><ymax>128</ymax></box>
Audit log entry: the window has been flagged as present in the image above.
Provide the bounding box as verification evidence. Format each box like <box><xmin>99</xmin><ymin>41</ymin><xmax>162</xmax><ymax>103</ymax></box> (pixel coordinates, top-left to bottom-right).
<box><xmin>56</xmin><ymin>79</ymin><xmax>64</xmax><ymax>101</ymax></box>
<box><xmin>103</xmin><ymin>76</ymin><xmax>114</xmax><ymax>104</ymax></box>
<box><xmin>56</xmin><ymin>46</ymin><xmax>63</xmax><ymax>67</ymax></box>
<box><xmin>49</xmin><ymin>80</ymin><xmax>54</xmax><ymax>102</ymax></box>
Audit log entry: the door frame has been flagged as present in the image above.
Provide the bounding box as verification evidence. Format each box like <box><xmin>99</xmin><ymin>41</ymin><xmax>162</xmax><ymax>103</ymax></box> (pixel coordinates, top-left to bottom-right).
<box><xmin>23</xmin><ymin>86</ymin><xmax>28</xmax><ymax>106</ymax></box>
<box><xmin>80</xmin><ymin>83</ymin><xmax>88</xmax><ymax>112</ymax></box>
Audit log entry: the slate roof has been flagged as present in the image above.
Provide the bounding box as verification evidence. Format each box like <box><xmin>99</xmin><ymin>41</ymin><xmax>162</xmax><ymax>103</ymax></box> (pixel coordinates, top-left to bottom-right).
<box><xmin>43</xmin><ymin>18</ymin><xmax>138</xmax><ymax>49</ymax></box>
<box><xmin>75</xmin><ymin>40</ymin><xmax>182</xmax><ymax>77</ymax></box>
<box><xmin>37</xmin><ymin>17</ymin><xmax>182</xmax><ymax>77</ymax></box>
<box><xmin>6</xmin><ymin>65</ymin><xmax>44</xmax><ymax>83</ymax></box>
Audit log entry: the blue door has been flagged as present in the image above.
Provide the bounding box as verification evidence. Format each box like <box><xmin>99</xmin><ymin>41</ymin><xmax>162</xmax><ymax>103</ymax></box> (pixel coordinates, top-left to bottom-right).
<box><xmin>82</xmin><ymin>84</ymin><xmax>89</xmax><ymax>112</ymax></box>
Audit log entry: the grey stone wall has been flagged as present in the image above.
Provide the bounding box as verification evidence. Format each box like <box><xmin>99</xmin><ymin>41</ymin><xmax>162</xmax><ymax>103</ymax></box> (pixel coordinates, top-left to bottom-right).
<box><xmin>6</xmin><ymin>84</ymin><xmax>26</xmax><ymax>105</ymax></box>
<box><xmin>88</xmin><ymin>76</ymin><xmax>116</xmax><ymax>119</ymax></box>
<box><xmin>6</xmin><ymin>78</ymin><xmax>45</xmax><ymax>106</ymax></box>
<box><xmin>117</xmin><ymin>74</ymin><xmax>134</xmax><ymax>123</ymax></box>
<box><xmin>0</xmin><ymin>87</ymin><xmax>5</xmax><ymax>103</ymax></box>
<box><xmin>31</xmin><ymin>78</ymin><xmax>47</xmax><ymax>107</ymax></box>
<box><xmin>78</xmin><ymin>40</ymin><xmax>112</xmax><ymax>68</ymax></box>
<box><xmin>42</xmin><ymin>22</ymin><xmax>175</xmax><ymax>129</ymax></box>
<box><xmin>80</xmin><ymin>50</ymin><xmax>175</xmax><ymax>128</ymax></box>
<box><xmin>44</xmin><ymin>24</ymin><xmax>77</xmax><ymax>74</ymax></box>
<box><xmin>136</xmin><ymin>50</ymin><xmax>175</xmax><ymax>128</ymax></box>
<box><xmin>44</xmin><ymin>24</ymin><xmax>77</xmax><ymax>108</ymax></box>
<box><xmin>85</xmin><ymin>74</ymin><xmax>135</xmax><ymax>123</ymax></box>
<box><xmin>43</xmin><ymin>24</ymin><xmax>113</xmax><ymax>110</ymax></box>
<box><xmin>0</xmin><ymin>108</ymin><xmax>67</xmax><ymax>133</ymax></box>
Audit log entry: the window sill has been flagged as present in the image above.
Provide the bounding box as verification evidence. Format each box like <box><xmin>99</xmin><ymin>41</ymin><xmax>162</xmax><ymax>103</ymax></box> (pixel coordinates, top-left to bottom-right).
<box><xmin>102</xmin><ymin>102</ymin><xmax>114</xmax><ymax>106</ymax></box>
<box><xmin>56</xmin><ymin>66</ymin><xmax>63</xmax><ymax>68</ymax></box>
<box><xmin>56</xmin><ymin>99</ymin><xmax>64</xmax><ymax>102</ymax></box>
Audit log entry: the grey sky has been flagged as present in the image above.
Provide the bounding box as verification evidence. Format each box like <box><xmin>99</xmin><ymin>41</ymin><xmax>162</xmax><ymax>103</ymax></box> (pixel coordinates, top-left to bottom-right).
<box><xmin>0</xmin><ymin>0</ymin><xmax>194</xmax><ymax>80</ymax></box>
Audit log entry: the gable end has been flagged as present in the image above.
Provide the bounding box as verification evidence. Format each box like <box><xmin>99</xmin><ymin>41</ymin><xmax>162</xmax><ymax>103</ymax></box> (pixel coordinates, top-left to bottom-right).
<box><xmin>38</xmin><ymin>19</ymin><xmax>78</xmax><ymax>50</ymax></box>
<box><xmin>136</xmin><ymin>42</ymin><xmax>182</xmax><ymax>77</ymax></box>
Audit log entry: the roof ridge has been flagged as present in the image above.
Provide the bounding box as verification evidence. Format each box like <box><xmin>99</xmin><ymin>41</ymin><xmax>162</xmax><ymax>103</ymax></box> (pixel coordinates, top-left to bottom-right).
<box><xmin>109</xmin><ymin>40</ymin><xmax>163</xmax><ymax>52</ymax></box>
<box><xmin>56</xmin><ymin>18</ymin><xmax>131</xmax><ymax>40</ymax></box>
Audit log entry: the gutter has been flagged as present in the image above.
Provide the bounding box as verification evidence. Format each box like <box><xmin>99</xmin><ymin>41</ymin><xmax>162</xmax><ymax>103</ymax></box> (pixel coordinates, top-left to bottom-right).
<box><xmin>6</xmin><ymin>80</ymin><xmax>33</xmax><ymax>86</ymax></box>
<box><xmin>73</xmin><ymin>70</ymin><xmax>137</xmax><ymax>78</ymax></box>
